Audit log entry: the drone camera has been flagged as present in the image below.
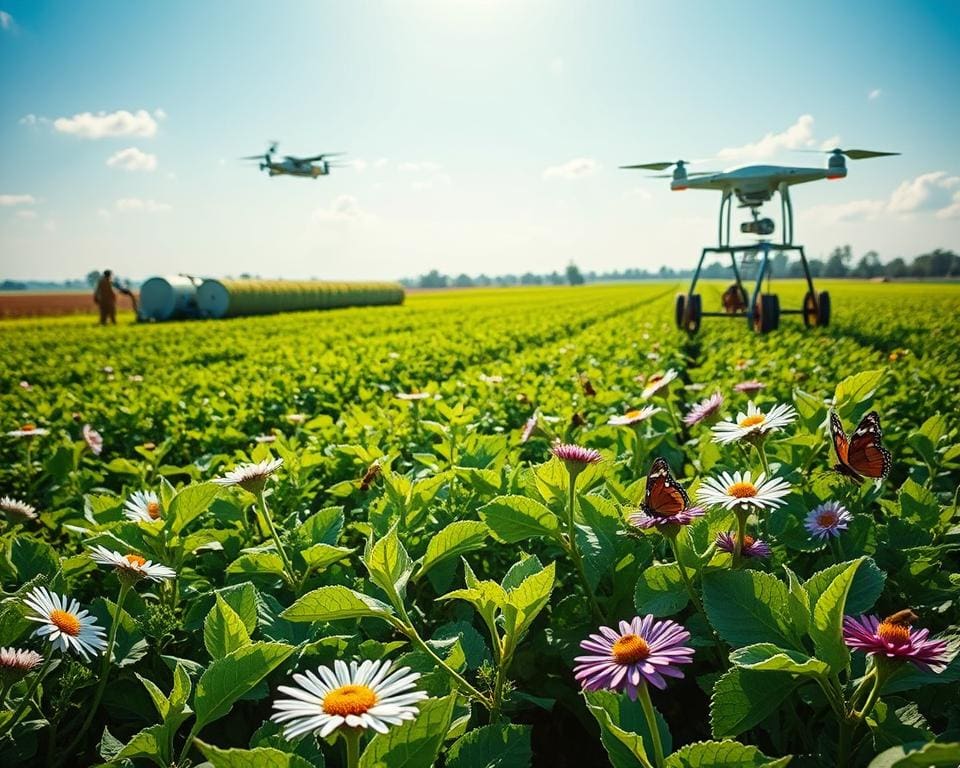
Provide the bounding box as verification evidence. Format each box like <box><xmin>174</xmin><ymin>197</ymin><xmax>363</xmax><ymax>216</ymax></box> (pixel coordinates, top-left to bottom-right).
<box><xmin>740</xmin><ymin>217</ymin><xmax>775</xmax><ymax>236</ymax></box>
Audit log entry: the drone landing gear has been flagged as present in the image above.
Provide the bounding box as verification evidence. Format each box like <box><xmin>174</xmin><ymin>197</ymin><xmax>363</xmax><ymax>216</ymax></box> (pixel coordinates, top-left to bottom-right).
<box><xmin>677</xmin><ymin>241</ymin><xmax>830</xmax><ymax>334</ymax></box>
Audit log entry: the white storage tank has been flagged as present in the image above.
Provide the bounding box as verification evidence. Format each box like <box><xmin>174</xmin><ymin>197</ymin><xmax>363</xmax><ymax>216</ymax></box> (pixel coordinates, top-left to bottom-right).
<box><xmin>138</xmin><ymin>275</ymin><xmax>200</xmax><ymax>321</ymax></box>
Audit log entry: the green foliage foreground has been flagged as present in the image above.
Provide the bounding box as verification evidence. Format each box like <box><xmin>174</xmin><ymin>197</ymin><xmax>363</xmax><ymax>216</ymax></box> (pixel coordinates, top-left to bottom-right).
<box><xmin>0</xmin><ymin>282</ymin><xmax>958</xmax><ymax>768</ymax></box>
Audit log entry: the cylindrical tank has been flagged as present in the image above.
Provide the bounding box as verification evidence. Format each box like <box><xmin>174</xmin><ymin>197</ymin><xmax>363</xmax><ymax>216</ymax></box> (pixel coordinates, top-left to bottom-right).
<box><xmin>138</xmin><ymin>275</ymin><xmax>200</xmax><ymax>321</ymax></box>
<box><xmin>196</xmin><ymin>279</ymin><xmax>405</xmax><ymax>319</ymax></box>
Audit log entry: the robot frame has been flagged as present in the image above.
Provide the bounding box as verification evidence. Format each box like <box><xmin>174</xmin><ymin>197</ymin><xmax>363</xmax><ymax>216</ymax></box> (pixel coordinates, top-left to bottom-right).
<box><xmin>622</xmin><ymin>148</ymin><xmax>898</xmax><ymax>333</ymax></box>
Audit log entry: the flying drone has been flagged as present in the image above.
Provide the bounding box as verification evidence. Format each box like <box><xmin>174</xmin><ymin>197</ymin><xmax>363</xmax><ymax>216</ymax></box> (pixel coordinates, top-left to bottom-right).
<box><xmin>242</xmin><ymin>142</ymin><xmax>346</xmax><ymax>179</ymax></box>
<box><xmin>621</xmin><ymin>148</ymin><xmax>899</xmax><ymax>333</ymax></box>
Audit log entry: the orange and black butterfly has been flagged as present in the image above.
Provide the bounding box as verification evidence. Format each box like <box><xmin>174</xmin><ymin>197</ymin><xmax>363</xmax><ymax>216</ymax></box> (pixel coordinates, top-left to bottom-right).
<box><xmin>643</xmin><ymin>457</ymin><xmax>690</xmax><ymax>518</ymax></box>
<box><xmin>829</xmin><ymin>411</ymin><xmax>891</xmax><ymax>485</ymax></box>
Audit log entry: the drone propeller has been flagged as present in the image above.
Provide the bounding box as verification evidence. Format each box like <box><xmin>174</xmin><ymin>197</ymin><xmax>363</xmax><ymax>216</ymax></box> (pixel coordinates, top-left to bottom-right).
<box><xmin>298</xmin><ymin>152</ymin><xmax>345</xmax><ymax>163</ymax></box>
<box><xmin>648</xmin><ymin>171</ymin><xmax>718</xmax><ymax>178</ymax></box>
<box><xmin>798</xmin><ymin>148</ymin><xmax>900</xmax><ymax>160</ymax></box>
<box><xmin>620</xmin><ymin>160</ymin><xmax>690</xmax><ymax>171</ymax></box>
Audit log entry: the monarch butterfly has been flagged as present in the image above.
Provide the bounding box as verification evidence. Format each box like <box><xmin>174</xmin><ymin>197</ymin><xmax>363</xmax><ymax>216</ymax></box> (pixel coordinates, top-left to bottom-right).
<box><xmin>643</xmin><ymin>457</ymin><xmax>690</xmax><ymax>518</ymax></box>
<box><xmin>829</xmin><ymin>410</ymin><xmax>891</xmax><ymax>484</ymax></box>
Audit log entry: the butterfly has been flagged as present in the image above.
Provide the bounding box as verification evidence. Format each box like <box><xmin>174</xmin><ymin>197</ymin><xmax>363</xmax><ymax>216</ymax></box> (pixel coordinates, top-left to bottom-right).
<box><xmin>643</xmin><ymin>457</ymin><xmax>690</xmax><ymax>518</ymax></box>
<box><xmin>829</xmin><ymin>410</ymin><xmax>891</xmax><ymax>484</ymax></box>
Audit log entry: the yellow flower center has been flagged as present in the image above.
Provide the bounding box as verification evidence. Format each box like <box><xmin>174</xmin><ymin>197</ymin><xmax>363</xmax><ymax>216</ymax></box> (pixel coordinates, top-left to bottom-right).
<box><xmin>738</xmin><ymin>414</ymin><xmax>766</xmax><ymax>428</ymax></box>
<box><xmin>625</xmin><ymin>410</ymin><xmax>643</xmax><ymax>419</ymax></box>
<box><xmin>50</xmin><ymin>609</ymin><xmax>81</xmax><ymax>637</ymax></box>
<box><xmin>322</xmin><ymin>684</ymin><xmax>378</xmax><ymax>716</ymax></box>
<box><xmin>743</xmin><ymin>535</ymin><xmax>756</xmax><ymax>548</ymax></box>
<box><xmin>726</xmin><ymin>482</ymin><xmax>758</xmax><ymax>498</ymax></box>
<box><xmin>146</xmin><ymin>501</ymin><xmax>161</xmax><ymax>519</ymax></box>
<box><xmin>611</xmin><ymin>634</ymin><xmax>650</xmax><ymax>664</ymax></box>
<box><xmin>124</xmin><ymin>554</ymin><xmax>147</xmax><ymax>568</ymax></box>
<box><xmin>877</xmin><ymin>620</ymin><xmax>911</xmax><ymax>646</ymax></box>
<box><xmin>816</xmin><ymin>512</ymin><xmax>838</xmax><ymax>528</ymax></box>
<box><xmin>21</xmin><ymin>423</ymin><xmax>36</xmax><ymax>432</ymax></box>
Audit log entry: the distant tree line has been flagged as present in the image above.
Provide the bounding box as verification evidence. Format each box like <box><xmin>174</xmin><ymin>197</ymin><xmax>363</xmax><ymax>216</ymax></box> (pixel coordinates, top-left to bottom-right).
<box><xmin>401</xmin><ymin>247</ymin><xmax>959</xmax><ymax>288</ymax></box>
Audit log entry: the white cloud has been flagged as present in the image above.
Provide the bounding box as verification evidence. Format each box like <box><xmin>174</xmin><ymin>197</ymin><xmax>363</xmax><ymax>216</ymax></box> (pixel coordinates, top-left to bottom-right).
<box><xmin>398</xmin><ymin>161</ymin><xmax>441</xmax><ymax>173</ymax></box>
<box><xmin>53</xmin><ymin>109</ymin><xmax>159</xmax><ymax>139</ymax></box>
<box><xmin>543</xmin><ymin>157</ymin><xmax>598</xmax><ymax>180</ymax></box>
<box><xmin>887</xmin><ymin>171</ymin><xmax>960</xmax><ymax>214</ymax></box>
<box><xmin>115</xmin><ymin>198</ymin><xmax>171</xmax><ymax>213</ymax></box>
<box><xmin>313</xmin><ymin>194</ymin><xmax>373</xmax><ymax>224</ymax></box>
<box><xmin>0</xmin><ymin>194</ymin><xmax>36</xmax><ymax>206</ymax></box>
<box><xmin>868</xmin><ymin>88</ymin><xmax>882</xmax><ymax>100</ymax></box>
<box><xmin>153</xmin><ymin>108</ymin><xmax>167</xmax><ymax>120</ymax></box>
<box><xmin>804</xmin><ymin>171</ymin><xmax>960</xmax><ymax>223</ymax></box>
<box><xmin>550</xmin><ymin>57</ymin><xmax>565</xmax><ymax>76</ymax></box>
<box><xmin>15</xmin><ymin>210</ymin><xmax>38</xmax><ymax>220</ymax></box>
<box><xmin>0</xmin><ymin>11</ymin><xmax>15</xmax><ymax>31</ymax></box>
<box><xmin>717</xmin><ymin>115</ymin><xmax>817</xmax><ymax>161</ymax></box>
<box><xmin>411</xmin><ymin>173</ymin><xmax>451</xmax><ymax>191</ymax></box>
<box><xmin>819</xmin><ymin>136</ymin><xmax>841</xmax><ymax>151</ymax></box>
<box><xmin>19</xmin><ymin>114</ymin><xmax>49</xmax><ymax>128</ymax></box>
<box><xmin>106</xmin><ymin>147</ymin><xmax>158</xmax><ymax>172</ymax></box>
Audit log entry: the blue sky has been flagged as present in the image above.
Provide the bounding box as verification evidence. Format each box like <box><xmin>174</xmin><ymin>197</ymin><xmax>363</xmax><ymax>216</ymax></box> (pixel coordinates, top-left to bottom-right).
<box><xmin>1</xmin><ymin>0</ymin><xmax>959</xmax><ymax>281</ymax></box>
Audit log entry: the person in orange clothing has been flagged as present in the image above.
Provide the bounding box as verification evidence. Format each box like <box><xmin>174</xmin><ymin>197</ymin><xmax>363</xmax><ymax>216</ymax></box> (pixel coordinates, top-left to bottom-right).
<box><xmin>93</xmin><ymin>269</ymin><xmax>117</xmax><ymax>325</ymax></box>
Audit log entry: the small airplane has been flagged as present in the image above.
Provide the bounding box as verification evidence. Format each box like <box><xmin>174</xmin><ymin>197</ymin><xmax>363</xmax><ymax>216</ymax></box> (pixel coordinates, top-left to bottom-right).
<box><xmin>242</xmin><ymin>142</ymin><xmax>345</xmax><ymax>179</ymax></box>
<box><xmin>621</xmin><ymin>148</ymin><xmax>899</xmax><ymax>334</ymax></box>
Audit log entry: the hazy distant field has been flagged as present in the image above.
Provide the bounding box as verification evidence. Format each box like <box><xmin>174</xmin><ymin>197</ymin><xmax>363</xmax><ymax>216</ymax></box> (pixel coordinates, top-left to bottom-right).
<box><xmin>0</xmin><ymin>290</ymin><xmax>139</xmax><ymax>319</ymax></box>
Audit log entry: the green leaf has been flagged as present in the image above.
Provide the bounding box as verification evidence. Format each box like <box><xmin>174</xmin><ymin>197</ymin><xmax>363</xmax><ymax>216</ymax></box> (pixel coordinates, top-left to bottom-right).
<box><xmin>113</xmin><ymin>724</ymin><xmax>166</xmax><ymax>764</ymax></box>
<box><xmin>583</xmin><ymin>690</ymin><xmax>671</xmax><ymax>768</ymax></box>
<box><xmin>867</xmin><ymin>741</ymin><xmax>960</xmax><ymax>768</ymax></box>
<box><xmin>710</xmin><ymin>667</ymin><xmax>798</xmax><ymax>738</ymax></box>
<box><xmin>500</xmin><ymin>555</ymin><xmax>544</xmax><ymax>591</ymax></box>
<box><xmin>729</xmin><ymin>643</ymin><xmax>828</xmax><ymax>677</ymax></box>
<box><xmin>11</xmin><ymin>538</ymin><xmax>59</xmax><ymax>581</ymax></box>
<box><xmin>702</xmin><ymin>570</ymin><xmax>795</xmax><ymax>649</ymax></box>
<box><xmin>478</xmin><ymin>495</ymin><xmax>560</xmax><ymax>543</ymax></box>
<box><xmin>195</xmin><ymin>741</ymin><xmax>315</xmax><ymax>768</ymax></box>
<box><xmin>193</xmin><ymin>642</ymin><xmax>294</xmax><ymax>731</ymax></box>
<box><xmin>204</xmin><ymin>594</ymin><xmax>252</xmax><ymax>659</ymax></box>
<box><xmin>166</xmin><ymin>482</ymin><xmax>220</xmax><ymax>533</ymax></box>
<box><xmin>300</xmin><ymin>543</ymin><xmax>353</xmax><ymax>571</ymax></box>
<box><xmin>803</xmin><ymin>557</ymin><xmax>884</xmax><ymax>616</ymax></box>
<box><xmin>783</xmin><ymin>567</ymin><xmax>810</xmax><ymax>637</ymax></box>
<box><xmin>810</xmin><ymin>558</ymin><xmax>862</xmax><ymax>673</ymax></box>
<box><xmin>281</xmin><ymin>585</ymin><xmax>394</xmax><ymax>622</ymax></box>
<box><xmin>227</xmin><ymin>552</ymin><xmax>288</xmax><ymax>578</ymax></box>
<box><xmin>359</xmin><ymin>694</ymin><xmax>456</xmax><ymax>768</ymax></box>
<box><xmin>298</xmin><ymin>505</ymin><xmax>345</xmax><ymax>546</ymax></box>
<box><xmin>503</xmin><ymin>561</ymin><xmax>555</xmax><ymax>641</ymax></box>
<box><xmin>576</xmin><ymin>495</ymin><xmax>621</xmax><ymax>591</ymax></box>
<box><xmin>634</xmin><ymin>563</ymin><xmax>690</xmax><ymax>617</ymax></box>
<box><xmin>416</xmin><ymin>521</ymin><xmax>489</xmax><ymax>579</ymax></box>
<box><xmin>363</xmin><ymin>526</ymin><xmax>414</xmax><ymax>607</ymax></box>
<box><xmin>446</xmin><ymin>724</ymin><xmax>532</xmax><ymax>768</ymax></box>
<box><xmin>665</xmin><ymin>739</ymin><xmax>790</xmax><ymax>768</ymax></box>
<box><xmin>833</xmin><ymin>369</ymin><xmax>884</xmax><ymax>418</ymax></box>
<box><xmin>898</xmin><ymin>478</ymin><xmax>941</xmax><ymax>528</ymax></box>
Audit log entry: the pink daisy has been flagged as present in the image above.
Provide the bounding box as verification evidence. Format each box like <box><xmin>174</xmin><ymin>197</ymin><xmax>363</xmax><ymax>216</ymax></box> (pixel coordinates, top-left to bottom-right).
<box><xmin>551</xmin><ymin>443</ymin><xmax>602</xmax><ymax>470</ymax></box>
<box><xmin>843</xmin><ymin>612</ymin><xmax>949</xmax><ymax>672</ymax></box>
<box><xmin>82</xmin><ymin>424</ymin><xmax>103</xmax><ymax>456</ymax></box>
<box><xmin>574</xmin><ymin>615</ymin><xmax>694</xmax><ymax>698</ymax></box>
<box><xmin>628</xmin><ymin>505</ymin><xmax>705</xmax><ymax>529</ymax></box>
<box><xmin>715</xmin><ymin>531</ymin><xmax>771</xmax><ymax>558</ymax></box>
<box><xmin>734</xmin><ymin>380</ymin><xmax>765</xmax><ymax>395</ymax></box>
<box><xmin>683</xmin><ymin>392</ymin><xmax>724</xmax><ymax>427</ymax></box>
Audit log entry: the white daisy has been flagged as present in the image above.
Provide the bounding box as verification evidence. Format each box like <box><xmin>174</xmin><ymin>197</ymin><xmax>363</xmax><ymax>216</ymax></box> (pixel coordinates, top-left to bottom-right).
<box><xmin>83</xmin><ymin>424</ymin><xmax>103</xmax><ymax>456</ymax></box>
<box><xmin>641</xmin><ymin>369</ymin><xmax>678</xmax><ymax>400</ymax></box>
<box><xmin>212</xmin><ymin>458</ymin><xmax>283</xmax><ymax>493</ymax></box>
<box><xmin>286</xmin><ymin>413</ymin><xmax>308</xmax><ymax>425</ymax></box>
<box><xmin>88</xmin><ymin>545</ymin><xmax>176</xmax><ymax>582</ymax></box>
<box><xmin>22</xmin><ymin>587</ymin><xmax>107</xmax><ymax>661</ymax></box>
<box><xmin>396</xmin><ymin>391</ymin><xmax>431</xmax><ymax>401</ymax></box>
<box><xmin>1</xmin><ymin>496</ymin><xmax>38</xmax><ymax>521</ymax></box>
<box><xmin>271</xmin><ymin>659</ymin><xmax>428</xmax><ymax>739</ymax></box>
<box><xmin>7</xmin><ymin>424</ymin><xmax>49</xmax><ymax>438</ymax></box>
<box><xmin>479</xmin><ymin>374</ymin><xmax>504</xmax><ymax>384</ymax></box>
<box><xmin>697</xmin><ymin>470</ymin><xmax>792</xmax><ymax>512</ymax></box>
<box><xmin>124</xmin><ymin>490</ymin><xmax>163</xmax><ymax>523</ymax></box>
<box><xmin>255</xmin><ymin>434</ymin><xmax>277</xmax><ymax>444</ymax></box>
<box><xmin>608</xmin><ymin>405</ymin><xmax>662</xmax><ymax>427</ymax></box>
<box><xmin>711</xmin><ymin>401</ymin><xmax>796</xmax><ymax>445</ymax></box>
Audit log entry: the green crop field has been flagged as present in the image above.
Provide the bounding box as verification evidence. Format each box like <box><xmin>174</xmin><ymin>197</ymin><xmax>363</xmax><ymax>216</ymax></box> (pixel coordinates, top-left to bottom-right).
<box><xmin>1</xmin><ymin>281</ymin><xmax>958</xmax><ymax>768</ymax></box>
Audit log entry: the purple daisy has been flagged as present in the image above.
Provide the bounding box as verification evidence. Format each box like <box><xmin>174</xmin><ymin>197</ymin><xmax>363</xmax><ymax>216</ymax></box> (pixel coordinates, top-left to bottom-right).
<box><xmin>683</xmin><ymin>392</ymin><xmax>724</xmax><ymax>427</ymax></box>
<box><xmin>628</xmin><ymin>505</ymin><xmax>705</xmax><ymax>530</ymax></box>
<box><xmin>734</xmin><ymin>380</ymin><xmax>765</xmax><ymax>395</ymax></box>
<box><xmin>574</xmin><ymin>615</ymin><xmax>694</xmax><ymax>698</ymax></box>
<box><xmin>716</xmin><ymin>531</ymin><xmax>771</xmax><ymax>558</ymax></box>
<box><xmin>551</xmin><ymin>443</ymin><xmax>602</xmax><ymax>469</ymax></box>
<box><xmin>804</xmin><ymin>501</ymin><xmax>851</xmax><ymax>540</ymax></box>
<box><xmin>843</xmin><ymin>613</ymin><xmax>949</xmax><ymax>673</ymax></box>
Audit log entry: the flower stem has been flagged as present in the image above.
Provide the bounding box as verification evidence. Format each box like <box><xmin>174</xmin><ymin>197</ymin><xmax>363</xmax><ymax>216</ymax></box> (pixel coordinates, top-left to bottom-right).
<box><xmin>343</xmin><ymin>727</ymin><xmax>362</xmax><ymax>768</ymax></box>
<box><xmin>631</xmin><ymin>426</ymin><xmax>643</xmax><ymax>478</ymax></box>
<box><xmin>258</xmin><ymin>491</ymin><xmax>296</xmax><ymax>586</ymax></box>
<box><xmin>753</xmin><ymin>439</ymin><xmax>770</xmax><ymax>476</ymax></box>
<box><xmin>566</xmin><ymin>472</ymin><xmax>606</xmax><ymax>624</ymax></box>
<box><xmin>1</xmin><ymin>652</ymin><xmax>54</xmax><ymax>738</ymax></box>
<box><xmin>59</xmin><ymin>580</ymin><xmax>131</xmax><ymax>760</ymax></box>
<box><xmin>638</xmin><ymin>681</ymin><xmax>665</xmax><ymax>768</ymax></box>
<box><xmin>733</xmin><ymin>509</ymin><xmax>747</xmax><ymax>567</ymax></box>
